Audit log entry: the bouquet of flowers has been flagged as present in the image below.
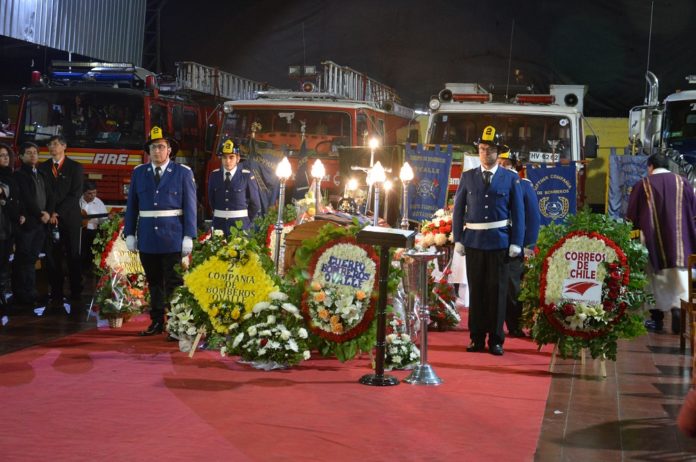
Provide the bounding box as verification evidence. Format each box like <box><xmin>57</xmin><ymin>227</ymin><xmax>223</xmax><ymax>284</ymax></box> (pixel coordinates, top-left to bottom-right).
<box><xmin>417</xmin><ymin>208</ymin><xmax>454</xmax><ymax>248</ymax></box>
<box><xmin>429</xmin><ymin>266</ymin><xmax>461</xmax><ymax>330</ymax></box>
<box><xmin>384</xmin><ymin>315</ymin><xmax>420</xmax><ymax>370</ymax></box>
<box><xmin>223</xmin><ymin>291</ymin><xmax>311</xmax><ymax>370</ymax></box>
<box><xmin>93</xmin><ymin>270</ymin><xmax>148</xmax><ymax>320</ymax></box>
<box><xmin>307</xmin><ymin>280</ymin><xmax>369</xmax><ymax>336</ymax></box>
<box><xmin>167</xmin><ymin>289</ymin><xmax>202</xmax><ymax>352</ymax></box>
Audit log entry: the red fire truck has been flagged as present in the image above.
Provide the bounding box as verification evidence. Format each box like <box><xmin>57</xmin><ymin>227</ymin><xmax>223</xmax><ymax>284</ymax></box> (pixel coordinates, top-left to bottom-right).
<box><xmin>215</xmin><ymin>61</ymin><xmax>417</xmax><ymax>198</ymax></box>
<box><xmin>13</xmin><ymin>61</ymin><xmax>267</xmax><ymax>206</ymax></box>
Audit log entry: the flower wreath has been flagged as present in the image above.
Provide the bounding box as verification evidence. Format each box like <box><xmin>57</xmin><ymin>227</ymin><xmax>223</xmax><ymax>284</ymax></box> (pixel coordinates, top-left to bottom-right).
<box><xmin>520</xmin><ymin>210</ymin><xmax>650</xmax><ymax>361</ymax></box>
<box><xmin>302</xmin><ymin>237</ymin><xmax>379</xmax><ymax>343</ymax></box>
<box><xmin>539</xmin><ymin>231</ymin><xmax>629</xmax><ymax>340</ymax></box>
<box><xmin>288</xmin><ymin>221</ymin><xmax>384</xmax><ymax>362</ymax></box>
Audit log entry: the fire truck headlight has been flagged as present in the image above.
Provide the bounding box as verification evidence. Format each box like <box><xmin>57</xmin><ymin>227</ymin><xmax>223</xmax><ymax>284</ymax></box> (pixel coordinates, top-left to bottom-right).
<box><xmin>223</xmin><ymin>102</ymin><xmax>234</xmax><ymax>114</ymax></box>
<box><xmin>428</xmin><ymin>98</ymin><xmax>441</xmax><ymax>111</ymax></box>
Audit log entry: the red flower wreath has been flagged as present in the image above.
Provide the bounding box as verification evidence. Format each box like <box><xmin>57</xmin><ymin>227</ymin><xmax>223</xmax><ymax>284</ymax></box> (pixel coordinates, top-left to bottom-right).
<box><xmin>301</xmin><ymin>236</ymin><xmax>379</xmax><ymax>343</ymax></box>
<box><xmin>539</xmin><ymin>230</ymin><xmax>630</xmax><ymax>339</ymax></box>
<box><xmin>99</xmin><ymin>224</ymin><xmax>125</xmax><ymax>269</ymax></box>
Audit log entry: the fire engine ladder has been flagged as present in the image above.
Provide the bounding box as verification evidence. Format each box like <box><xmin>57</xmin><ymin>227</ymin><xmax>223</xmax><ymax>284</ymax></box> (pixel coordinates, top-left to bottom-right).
<box><xmin>320</xmin><ymin>60</ymin><xmax>401</xmax><ymax>104</ymax></box>
<box><xmin>175</xmin><ymin>61</ymin><xmax>269</xmax><ymax>100</ymax></box>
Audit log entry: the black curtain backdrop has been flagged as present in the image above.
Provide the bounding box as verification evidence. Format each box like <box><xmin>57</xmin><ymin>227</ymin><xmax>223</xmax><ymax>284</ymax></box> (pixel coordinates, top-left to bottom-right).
<box><xmin>159</xmin><ymin>0</ymin><xmax>696</xmax><ymax>117</ymax></box>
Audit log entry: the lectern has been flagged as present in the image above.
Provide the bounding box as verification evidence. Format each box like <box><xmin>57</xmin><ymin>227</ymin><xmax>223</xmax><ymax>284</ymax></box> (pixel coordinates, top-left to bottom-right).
<box><xmin>356</xmin><ymin>225</ymin><xmax>416</xmax><ymax>386</ymax></box>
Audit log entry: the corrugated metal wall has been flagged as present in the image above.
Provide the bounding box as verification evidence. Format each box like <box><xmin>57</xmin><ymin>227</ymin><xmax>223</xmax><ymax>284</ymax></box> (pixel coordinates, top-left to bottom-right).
<box><xmin>0</xmin><ymin>0</ymin><xmax>146</xmax><ymax>65</ymax></box>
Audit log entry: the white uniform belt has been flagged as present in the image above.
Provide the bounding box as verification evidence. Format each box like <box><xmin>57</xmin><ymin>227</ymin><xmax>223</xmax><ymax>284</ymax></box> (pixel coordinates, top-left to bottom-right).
<box><xmin>139</xmin><ymin>209</ymin><xmax>183</xmax><ymax>218</ymax></box>
<box><xmin>465</xmin><ymin>219</ymin><xmax>510</xmax><ymax>230</ymax></box>
<box><xmin>214</xmin><ymin>209</ymin><xmax>248</xmax><ymax>219</ymax></box>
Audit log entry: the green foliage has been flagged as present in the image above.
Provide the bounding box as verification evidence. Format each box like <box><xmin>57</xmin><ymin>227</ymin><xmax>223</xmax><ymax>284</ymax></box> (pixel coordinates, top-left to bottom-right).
<box><xmin>519</xmin><ymin>208</ymin><xmax>649</xmax><ymax>361</ymax></box>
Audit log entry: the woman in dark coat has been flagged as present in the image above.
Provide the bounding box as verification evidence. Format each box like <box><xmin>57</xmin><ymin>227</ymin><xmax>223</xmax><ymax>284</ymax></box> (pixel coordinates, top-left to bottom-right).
<box><xmin>0</xmin><ymin>143</ymin><xmax>20</xmax><ymax>310</ymax></box>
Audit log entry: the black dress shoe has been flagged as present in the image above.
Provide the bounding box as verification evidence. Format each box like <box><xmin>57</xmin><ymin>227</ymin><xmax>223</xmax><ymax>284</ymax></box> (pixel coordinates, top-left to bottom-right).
<box><xmin>139</xmin><ymin>321</ymin><xmax>164</xmax><ymax>336</ymax></box>
<box><xmin>489</xmin><ymin>344</ymin><xmax>504</xmax><ymax>356</ymax></box>
<box><xmin>466</xmin><ymin>343</ymin><xmax>486</xmax><ymax>352</ymax></box>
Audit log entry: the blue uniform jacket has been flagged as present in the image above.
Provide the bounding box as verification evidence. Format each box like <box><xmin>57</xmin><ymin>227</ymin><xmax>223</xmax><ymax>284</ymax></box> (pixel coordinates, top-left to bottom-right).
<box><xmin>452</xmin><ymin>167</ymin><xmax>524</xmax><ymax>250</ymax></box>
<box><xmin>124</xmin><ymin>162</ymin><xmax>197</xmax><ymax>254</ymax></box>
<box><xmin>520</xmin><ymin>178</ymin><xmax>541</xmax><ymax>248</ymax></box>
<box><xmin>207</xmin><ymin>164</ymin><xmax>261</xmax><ymax>233</ymax></box>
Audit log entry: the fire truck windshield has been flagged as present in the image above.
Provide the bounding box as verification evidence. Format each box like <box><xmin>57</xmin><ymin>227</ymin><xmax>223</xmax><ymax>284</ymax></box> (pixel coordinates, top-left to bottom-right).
<box><xmin>220</xmin><ymin>108</ymin><xmax>352</xmax><ymax>155</ymax></box>
<box><xmin>18</xmin><ymin>90</ymin><xmax>145</xmax><ymax>149</ymax></box>
<box><xmin>430</xmin><ymin>113</ymin><xmax>573</xmax><ymax>162</ymax></box>
<box><xmin>663</xmin><ymin>100</ymin><xmax>696</xmax><ymax>142</ymax></box>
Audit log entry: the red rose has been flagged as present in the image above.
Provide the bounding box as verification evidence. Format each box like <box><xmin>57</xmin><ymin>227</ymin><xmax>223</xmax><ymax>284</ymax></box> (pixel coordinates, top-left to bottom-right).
<box><xmin>603</xmin><ymin>300</ymin><xmax>614</xmax><ymax>311</ymax></box>
<box><xmin>562</xmin><ymin>303</ymin><xmax>575</xmax><ymax>316</ymax></box>
<box><xmin>610</xmin><ymin>271</ymin><xmax>621</xmax><ymax>281</ymax></box>
<box><xmin>609</xmin><ymin>288</ymin><xmax>619</xmax><ymax>299</ymax></box>
<box><xmin>260</xmin><ymin>338</ymin><xmax>268</xmax><ymax>347</ymax></box>
<box><xmin>619</xmin><ymin>302</ymin><xmax>627</xmax><ymax>311</ymax></box>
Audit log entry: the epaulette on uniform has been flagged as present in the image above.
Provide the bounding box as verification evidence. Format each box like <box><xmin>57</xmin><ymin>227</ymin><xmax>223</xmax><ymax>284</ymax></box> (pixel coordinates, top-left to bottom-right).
<box><xmin>522</xmin><ymin>177</ymin><xmax>533</xmax><ymax>184</ymax></box>
<box><xmin>211</xmin><ymin>168</ymin><xmax>220</xmax><ymax>173</ymax></box>
<box><xmin>242</xmin><ymin>169</ymin><xmax>251</xmax><ymax>174</ymax></box>
<box><xmin>180</xmin><ymin>164</ymin><xmax>192</xmax><ymax>171</ymax></box>
<box><xmin>134</xmin><ymin>164</ymin><xmax>146</xmax><ymax>170</ymax></box>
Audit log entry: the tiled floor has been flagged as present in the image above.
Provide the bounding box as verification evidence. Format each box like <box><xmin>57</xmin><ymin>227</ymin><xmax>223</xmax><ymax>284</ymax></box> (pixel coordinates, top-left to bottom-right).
<box><xmin>2</xmin><ymin>291</ymin><xmax>695</xmax><ymax>460</ymax></box>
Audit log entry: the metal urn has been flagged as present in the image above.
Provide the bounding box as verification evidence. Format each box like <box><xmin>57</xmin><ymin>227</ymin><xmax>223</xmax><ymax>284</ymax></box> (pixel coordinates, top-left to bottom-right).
<box><xmin>402</xmin><ymin>248</ymin><xmax>444</xmax><ymax>386</ymax></box>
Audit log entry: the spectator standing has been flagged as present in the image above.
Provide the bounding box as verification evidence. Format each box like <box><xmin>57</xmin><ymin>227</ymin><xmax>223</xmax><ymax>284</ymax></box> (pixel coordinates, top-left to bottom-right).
<box><xmin>79</xmin><ymin>180</ymin><xmax>108</xmax><ymax>270</ymax></box>
<box><xmin>12</xmin><ymin>142</ymin><xmax>53</xmax><ymax>307</ymax></box>
<box><xmin>39</xmin><ymin>135</ymin><xmax>84</xmax><ymax>308</ymax></box>
<box><xmin>0</xmin><ymin>143</ymin><xmax>19</xmax><ymax>310</ymax></box>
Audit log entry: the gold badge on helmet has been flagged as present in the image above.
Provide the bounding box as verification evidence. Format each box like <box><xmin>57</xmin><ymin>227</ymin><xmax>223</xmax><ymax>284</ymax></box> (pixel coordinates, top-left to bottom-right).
<box><xmin>219</xmin><ymin>139</ymin><xmax>240</xmax><ymax>156</ymax></box>
<box><xmin>150</xmin><ymin>126</ymin><xmax>164</xmax><ymax>141</ymax></box>
<box><xmin>482</xmin><ymin>125</ymin><xmax>496</xmax><ymax>143</ymax></box>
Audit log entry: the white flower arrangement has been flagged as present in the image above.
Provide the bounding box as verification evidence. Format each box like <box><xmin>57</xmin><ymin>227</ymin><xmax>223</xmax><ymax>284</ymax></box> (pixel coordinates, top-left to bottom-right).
<box><xmin>224</xmin><ymin>291</ymin><xmax>311</xmax><ymax>369</ymax></box>
<box><xmin>308</xmin><ymin>281</ymin><xmax>370</xmax><ymax>335</ymax></box>
<box><xmin>384</xmin><ymin>316</ymin><xmax>420</xmax><ymax>370</ymax></box>
<box><xmin>416</xmin><ymin>208</ymin><xmax>454</xmax><ymax>250</ymax></box>
<box><xmin>167</xmin><ymin>291</ymin><xmax>200</xmax><ymax>352</ymax></box>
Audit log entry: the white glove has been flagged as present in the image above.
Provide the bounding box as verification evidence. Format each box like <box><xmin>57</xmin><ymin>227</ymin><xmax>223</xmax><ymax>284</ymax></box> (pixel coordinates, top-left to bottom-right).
<box><xmin>524</xmin><ymin>247</ymin><xmax>535</xmax><ymax>258</ymax></box>
<box><xmin>126</xmin><ymin>235</ymin><xmax>137</xmax><ymax>252</ymax></box>
<box><xmin>454</xmin><ymin>242</ymin><xmax>466</xmax><ymax>256</ymax></box>
<box><xmin>509</xmin><ymin>244</ymin><xmax>522</xmax><ymax>258</ymax></box>
<box><xmin>182</xmin><ymin>236</ymin><xmax>193</xmax><ymax>257</ymax></box>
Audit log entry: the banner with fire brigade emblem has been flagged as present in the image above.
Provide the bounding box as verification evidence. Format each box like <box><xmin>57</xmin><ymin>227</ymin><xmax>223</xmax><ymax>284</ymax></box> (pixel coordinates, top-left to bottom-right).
<box><xmin>405</xmin><ymin>143</ymin><xmax>452</xmax><ymax>222</ymax></box>
<box><xmin>607</xmin><ymin>152</ymin><xmax>647</xmax><ymax>220</ymax></box>
<box><xmin>525</xmin><ymin>164</ymin><xmax>576</xmax><ymax>226</ymax></box>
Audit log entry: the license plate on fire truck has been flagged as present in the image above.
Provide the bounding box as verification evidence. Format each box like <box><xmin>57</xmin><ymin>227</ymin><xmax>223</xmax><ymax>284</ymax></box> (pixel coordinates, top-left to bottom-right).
<box><xmin>528</xmin><ymin>151</ymin><xmax>560</xmax><ymax>163</ymax></box>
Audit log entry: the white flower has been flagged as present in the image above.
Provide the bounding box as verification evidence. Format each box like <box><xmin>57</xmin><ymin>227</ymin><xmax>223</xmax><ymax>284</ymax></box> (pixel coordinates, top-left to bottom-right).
<box><xmin>243</xmin><ymin>313</ymin><xmax>252</xmax><ymax>320</ymax></box>
<box><xmin>287</xmin><ymin>339</ymin><xmax>299</xmax><ymax>352</ymax></box>
<box><xmin>267</xmin><ymin>314</ymin><xmax>277</xmax><ymax>325</ymax></box>
<box><xmin>392</xmin><ymin>355</ymin><xmax>402</xmax><ymax>364</ymax></box>
<box><xmin>232</xmin><ymin>332</ymin><xmax>244</xmax><ymax>348</ymax></box>
<box><xmin>269</xmin><ymin>291</ymin><xmax>288</xmax><ymax>301</ymax></box>
<box><xmin>247</xmin><ymin>326</ymin><xmax>258</xmax><ymax>337</ymax></box>
<box><xmin>260</xmin><ymin>329</ymin><xmax>272</xmax><ymax>337</ymax></box>
<box><xmin>258</xmin><ymin>348</ymin><xmax>266</xmax><ymax>356</ymax></box>
<box><xmin>268</xmin><ymin>340</ymin><xmax>281</xmax><ymax>350</ymax></box>
<box><xmin>303</xmin><ymin>350</ymin><xmax>311</xmax><ymax>360</ymax></box>
<box><xmin>185</xmin><ymin>326</ymin><xmax>197</xmax><ymax>336</ymax></box>
<box><xmin>280</xmin><ymin>330</ymin><xmax>291</xmax><ymax>341</ymax></box>
<box><xmin>434</xmin><ymin>209</ymin><xmax>445</xmax><ymax>217</ymax></box>
<box><xmin>253</xmin><ymin>301</ymin><xmax>270</xmax><ymax>313</ymax></box>
<box><xmin>282</xmin><ymin>303</ymin><xmax>299</xmax><ymax>315</ymax></box>
<box><xmin>298</xmin><ymin>328</ymin><xmax>308</xmax><ymax>339</ymax></box>
<box><xmin>386</xmin><ymin>333</ymin><xmax>397</xmax><ymax>343</ymax></box>
<box><xmin>220</xmin><ymin>346</ymin><xmax>227</xmax><ymax>357</ymax></box>
<box><xmin>400</xmin><ymin>333</ymin><xmax>410</xmax><ymax>342</ymax></box>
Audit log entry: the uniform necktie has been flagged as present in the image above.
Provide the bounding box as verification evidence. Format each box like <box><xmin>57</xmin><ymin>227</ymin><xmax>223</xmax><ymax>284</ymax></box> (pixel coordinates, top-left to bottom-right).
<box><xmin>483</xmin><ymin>170</ymin><xmax>492</xmax><ymax>186</ymax></box>
<box><xmin>154</xmin><ymin>166</ymin><xmax>161</xmax><ymax>186</ymax></box>
<box><xmin>52</xmin><ymin>162</ymin><xmax>60</xmax><ymax>177</ymax></box>
<box><xmin>224</xmin><ymin>171</ymin><xmax>231</xmax><ymax>187</ymax></box>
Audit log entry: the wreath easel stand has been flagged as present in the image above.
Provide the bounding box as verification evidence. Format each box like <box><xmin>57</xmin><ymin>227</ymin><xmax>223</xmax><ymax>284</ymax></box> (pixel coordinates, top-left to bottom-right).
<box><xmin>549</xmin><ymin>344</ymin><xmax>607</xmax><ymax>378</ymax></box>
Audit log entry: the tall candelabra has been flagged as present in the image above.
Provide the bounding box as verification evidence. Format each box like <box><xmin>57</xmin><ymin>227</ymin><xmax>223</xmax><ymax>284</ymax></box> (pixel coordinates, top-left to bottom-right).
<box><xmin>371</xmin><ymin>162</ymin><xmax>386</xmax><ymax>226</ymax></box>
<box><xmin>311</xmin><ymin>159</ymin><xmax>325</xmax><ymax>216</ymax></box>
<box><xmin>274</xmin><ymin>157</ymin><xmax>292</xmax><ymax>274</ymax></box>
<box><xmin>400</xmin><ymin>162</ymin><xmax>414</xmax><ymax>229</ymax></box>
<box><xmin>365</xmin><ymin>137</ymin><xmax>380</xmax><ymax>215</ymax></box>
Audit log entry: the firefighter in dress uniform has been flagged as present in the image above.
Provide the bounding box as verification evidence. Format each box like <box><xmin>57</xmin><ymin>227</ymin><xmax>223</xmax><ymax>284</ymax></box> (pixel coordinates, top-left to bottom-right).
<box><xmin>124</xmin><ymin>126</ymin><xmax>197</xmax><ymax>336</ymax></box>
<box><xmin>452</xmin><ymin>126</ymin><xmax>524</xmax><ymax>356</ymax></box>
<box><xmin>207</xmin><ymin>139</ymin><xmax>261</xmax><ymax>235</ymax></box>
<box><xmin>497</xmin><ymin>148</ymin><xmax>540</xmax><ymax>337</ymax></box>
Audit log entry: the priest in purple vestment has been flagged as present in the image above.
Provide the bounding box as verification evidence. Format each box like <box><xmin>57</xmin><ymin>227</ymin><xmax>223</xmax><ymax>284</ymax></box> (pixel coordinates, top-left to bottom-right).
<box><xmin>626</xmin><ymin>154</ymin><xmax>696</xmax><ymax>333</ymax></box>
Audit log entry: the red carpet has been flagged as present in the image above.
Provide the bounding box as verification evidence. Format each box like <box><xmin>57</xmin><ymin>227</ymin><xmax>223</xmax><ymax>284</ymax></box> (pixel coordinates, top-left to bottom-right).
<box><xmin>0</xmin><ymin>314</ymin><xmax>552</xmax><ymax>462</ymax></box>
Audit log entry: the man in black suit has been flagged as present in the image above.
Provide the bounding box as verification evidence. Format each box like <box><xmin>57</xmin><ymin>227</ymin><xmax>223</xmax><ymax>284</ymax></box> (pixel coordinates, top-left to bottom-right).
<box><xmin>40</xmin><ymin>135</ymin><xmax>84</xmax><ymax>308</ymax></box>
<box><xmin>12</xmin><ymin>142</ymin><xmax>54</xmax><ymax>306</ymax></box>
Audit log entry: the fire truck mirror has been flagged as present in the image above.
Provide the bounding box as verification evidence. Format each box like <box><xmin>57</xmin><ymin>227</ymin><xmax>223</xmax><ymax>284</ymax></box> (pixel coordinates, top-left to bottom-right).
<box><xmin>205</xmin><ymin>124</ymin><xmax>217</xmax><ymax>152</ymax></box>
<box><xmin>584</xmin><ymin>135</ymin><xmax>598</xmax><ymax>158</ymax></box>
